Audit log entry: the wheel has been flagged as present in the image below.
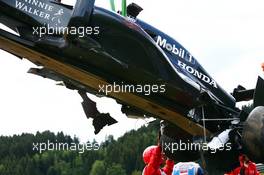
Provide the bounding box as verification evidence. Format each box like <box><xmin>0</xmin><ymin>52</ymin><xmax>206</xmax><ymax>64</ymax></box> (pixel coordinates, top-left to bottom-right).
<box><xmin>242</xmin><ymin>106</ymin><xmax>264</xmax><ymax>162</ymax></box>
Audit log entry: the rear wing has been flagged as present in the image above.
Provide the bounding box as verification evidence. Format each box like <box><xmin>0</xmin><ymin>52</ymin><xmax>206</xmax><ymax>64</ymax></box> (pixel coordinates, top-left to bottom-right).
<box><xmin>232</xmin><ymin>76</ymin><xmax>264</xmax><ymax>107</ymax></box>
<box><xmin>254</xmin><ymin>76</ymin><xmax>264</xmax><ymax>107</ymax></box>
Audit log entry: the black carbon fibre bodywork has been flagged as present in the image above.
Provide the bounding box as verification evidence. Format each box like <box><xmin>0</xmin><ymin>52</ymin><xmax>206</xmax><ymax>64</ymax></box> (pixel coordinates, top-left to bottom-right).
<box><xmin>1</xmin><ymin>0</ymin><xmax>263</xmax><ymax>164</ymax></box>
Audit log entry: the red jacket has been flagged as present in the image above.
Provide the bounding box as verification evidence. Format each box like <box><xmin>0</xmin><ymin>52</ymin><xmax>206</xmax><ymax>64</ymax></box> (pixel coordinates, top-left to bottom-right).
<box><xmin>143</xmin><ymin>146</ymin><xmax>174</xmax><ymax>175</ymax></box>
<box><xmin>227</xmin><ymin>162</ymin><xmax>260</xmax><ymax>175</ymax></box>
<box><xmin>226</xmin><ymin>167</ymin><xmax>242</xmax><ymax>175</ymax></box>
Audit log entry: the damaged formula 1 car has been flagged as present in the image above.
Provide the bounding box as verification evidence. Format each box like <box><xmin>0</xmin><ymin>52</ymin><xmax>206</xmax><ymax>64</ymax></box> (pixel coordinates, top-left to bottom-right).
<box><xmin>0</xmin><ymin>0</ymin><xmax>263</xmax><ymax>168</ymax></box>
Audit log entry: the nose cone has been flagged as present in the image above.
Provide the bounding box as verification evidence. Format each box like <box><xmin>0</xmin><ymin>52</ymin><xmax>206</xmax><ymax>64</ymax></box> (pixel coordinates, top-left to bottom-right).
<box><xmin>242</xmin><ymin>106</ymin><xmax>264</xmax><ymax>162</ymax></box>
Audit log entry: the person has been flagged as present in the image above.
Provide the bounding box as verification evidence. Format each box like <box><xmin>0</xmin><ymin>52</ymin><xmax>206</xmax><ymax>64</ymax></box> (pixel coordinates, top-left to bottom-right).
<box><xmin>142</xmin><ymin>144</ymin><xmax>174</xmax><ymax>175</ymax></box>
<box><xmin>172</xmin><ymin>162</ymin><xmax>204</xmax><ymax>175</ymax></box>
<box><xmin>225</xmin><ymin>167</ymin><xmax>241</xmax><ymax>175</ymax></box>
<box><xmin>225</xmin><ymin>154</ymin><xmax>260</xmax><ymax>175</ymax></box>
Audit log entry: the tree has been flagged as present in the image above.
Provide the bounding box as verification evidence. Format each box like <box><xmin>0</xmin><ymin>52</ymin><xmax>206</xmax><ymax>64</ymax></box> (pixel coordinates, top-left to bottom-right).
<box><xmin>90</xmin><ymin>160</ymin><xmax>106</xmax><ymax>175</ymax></box>
<box><xmin>131</xmin><ymin>170</ymin><xmax>142</xmax><ymax>175</ymax></box>
<box><xmin>0</xmin><ymin>120</ymin><xmax>160</xmax><ymax>175</ymax></box>
<box><xmin>106</xmin><ymin>164</ymin><xmax>126</xmax><ymax>175</ymax></box>
<box><xmin>0</xmin><ymin>164</ymin><xmax>5</xmax><ymax>174</ymax></box>
<box><xmin>242</xmin><ymin>103</ymin><xmax>254</xmax><ymax>114</ymax></box>
<box><xmin>47</xmin><ymin>167</ymin><xmax>59</xmax><ymax>175</ymax></box>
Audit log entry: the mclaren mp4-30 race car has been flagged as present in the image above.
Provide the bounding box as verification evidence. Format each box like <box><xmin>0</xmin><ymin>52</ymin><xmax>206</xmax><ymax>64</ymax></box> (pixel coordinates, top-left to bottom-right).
<box><xmin>0</xmin><ymin>0</ymin><xmax>263</xmax><ymax>166</ymax></box>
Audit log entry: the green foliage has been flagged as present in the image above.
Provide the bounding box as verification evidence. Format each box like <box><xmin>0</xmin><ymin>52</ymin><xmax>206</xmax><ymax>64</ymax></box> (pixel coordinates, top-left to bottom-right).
<box><xmin>242</xmin><ymin>103</ymin><xmax>254</xmax><ymax>114</ymax></box>
<box><xmin>0</xmin><ymin>121</ymin><xmax>159</xmax><ymax>175</ymax></box>
<box><xmin>131</xmin><ymin>170</ymin><xmax>142</xmax><ymax>175</ymax></box>
<box><xmin>90</xmin><ymin>160</ymin><xmax>106</xmax><ymax>175</ymax></box>
<box><xmin>106</xmin><ymin>163</ymin><xmax>126</xmax><ymax>175</ymax></box>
